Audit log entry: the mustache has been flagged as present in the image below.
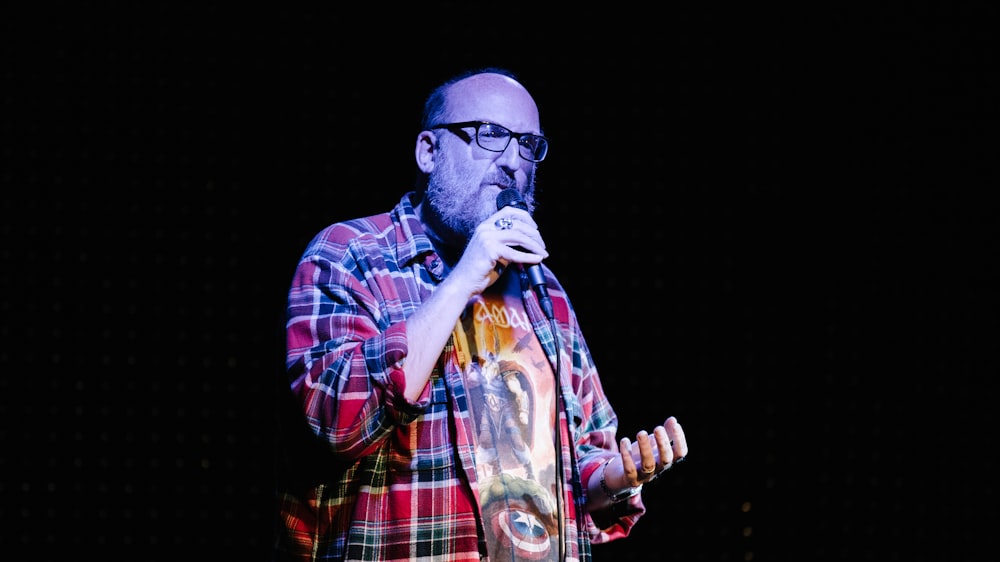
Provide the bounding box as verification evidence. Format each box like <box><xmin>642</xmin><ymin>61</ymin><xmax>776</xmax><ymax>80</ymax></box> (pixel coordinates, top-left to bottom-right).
<box><xmin>483</xmin><ymin>173</ymin><xmax>516</xmax><ymax>190</ymax></box>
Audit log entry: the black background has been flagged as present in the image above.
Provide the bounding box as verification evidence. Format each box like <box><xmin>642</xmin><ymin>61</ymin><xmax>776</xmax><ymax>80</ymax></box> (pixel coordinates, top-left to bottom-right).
<box><xmin>2</xmin><ymin>4</ymin><xmax>996</xmax><ymax>561</ymax></box>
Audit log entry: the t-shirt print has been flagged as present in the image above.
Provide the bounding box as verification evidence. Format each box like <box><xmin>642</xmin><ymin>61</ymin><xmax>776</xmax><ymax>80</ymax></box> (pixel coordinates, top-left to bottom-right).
<box><xmin>455</xmin><ymin>272</ymin><xmax>560</xmax><ymax>561</ymax></box>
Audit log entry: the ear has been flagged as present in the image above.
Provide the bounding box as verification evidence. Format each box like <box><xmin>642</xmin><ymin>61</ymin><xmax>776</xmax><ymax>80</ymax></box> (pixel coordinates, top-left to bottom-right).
<box><xmin>415</xmin><ymin>130</ymin><xmax>437</xmax><ymax>173</ymax></box>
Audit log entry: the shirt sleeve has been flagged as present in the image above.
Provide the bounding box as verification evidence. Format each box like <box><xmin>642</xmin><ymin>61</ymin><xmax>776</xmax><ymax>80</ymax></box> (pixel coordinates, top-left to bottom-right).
<box><xmin>284</xmin><ymin>221</ymin><xmax>431</xmax><ymax>460</ymax></box>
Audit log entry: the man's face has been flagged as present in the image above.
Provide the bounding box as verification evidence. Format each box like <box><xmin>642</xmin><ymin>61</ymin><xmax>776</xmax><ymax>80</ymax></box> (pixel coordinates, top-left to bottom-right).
<box><xmin>424</xmin><ymin>74</ymin><xmax>541</xmax><ymax>245</ymax></box>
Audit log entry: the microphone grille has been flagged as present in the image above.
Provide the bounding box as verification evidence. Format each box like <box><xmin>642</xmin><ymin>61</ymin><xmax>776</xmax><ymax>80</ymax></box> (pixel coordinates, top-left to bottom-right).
<box><xmin>496</xmin><ymin>188</ymin><xmax>528</xmax><ymax>211</ymax></box>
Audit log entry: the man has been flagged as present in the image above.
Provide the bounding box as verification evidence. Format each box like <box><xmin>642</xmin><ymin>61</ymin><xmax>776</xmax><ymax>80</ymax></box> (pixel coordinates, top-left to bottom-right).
<box><xmin>274</xmin><ymin>67</ymin><xmax>688</xmax><ymax>561</ymax></box>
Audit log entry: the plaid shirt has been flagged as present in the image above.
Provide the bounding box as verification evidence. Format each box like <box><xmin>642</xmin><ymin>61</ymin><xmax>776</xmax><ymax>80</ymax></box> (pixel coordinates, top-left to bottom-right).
<box><xmin>274</xmin><ymin>192</ymin><xmax>644</xmax><ymax>561</ymax></box>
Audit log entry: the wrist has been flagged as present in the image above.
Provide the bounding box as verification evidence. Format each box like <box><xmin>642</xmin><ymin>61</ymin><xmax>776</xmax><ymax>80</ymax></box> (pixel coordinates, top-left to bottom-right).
<box><xmin>599</xmin><ymin>457</ymin><xmax>642</xmax><ymax>503</ymax></box>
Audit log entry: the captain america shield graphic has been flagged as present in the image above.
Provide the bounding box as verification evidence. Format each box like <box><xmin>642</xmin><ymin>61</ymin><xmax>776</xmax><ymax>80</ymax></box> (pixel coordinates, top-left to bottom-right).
<box><xmin>493</xmin><ymin>509</ymin><xmax>551</xmax><ymax>559</ymax></box>
<box><xmin>479</xmin><ymin>473</ymin><xmax>559</xmax><ymax>561</ymax></box>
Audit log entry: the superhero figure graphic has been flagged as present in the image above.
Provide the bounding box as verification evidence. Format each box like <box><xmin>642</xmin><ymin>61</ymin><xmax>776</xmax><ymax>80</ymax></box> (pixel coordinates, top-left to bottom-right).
<box><xmin>467</xmin><ymin>352</ymin><xmax>536</xmax><ymax>479</ymax></box>
<box><xmin>456</xmin><ymin>289</ymin><xmax>561</xmax><ymax>561</ymax></box>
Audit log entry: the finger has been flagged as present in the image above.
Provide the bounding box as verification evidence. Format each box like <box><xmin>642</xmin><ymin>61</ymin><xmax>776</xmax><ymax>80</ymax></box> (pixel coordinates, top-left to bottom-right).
<box><xmin>488</xmin><ymin>210</ymin><xmax>546</xmax><ymax>255</ymax></box>
<box><xmin>619</xmin><ymin>437</ymin><xmax>637</xmax><ymax>478</ymax></box>
<box><xmin>665</xmin><ymin>416</ymin><xmax>688</xmax><ymax>461</ymax></box>
<box><xmin>490</xmin><ymin>224</ymin><xmax>546</xmax><ymax>258</ymax></box>
<box><xmin>477</xmin><ymin>218</ymin><xmax>543</xmax><ymax>268</ymax></box>
<box><xmin>633</xmin><ymin>430</ymin><xmax>657</xmax><ymax>476</ymax></box>
<box><xmin>492</xmin><ymin>206</ymin><xmax>537</xmax><ymax>228</ymax></box>
<box><xmin>652</xmin><ymin>425</ymin><xmax>673</xmax><ymax>466</ymax></box>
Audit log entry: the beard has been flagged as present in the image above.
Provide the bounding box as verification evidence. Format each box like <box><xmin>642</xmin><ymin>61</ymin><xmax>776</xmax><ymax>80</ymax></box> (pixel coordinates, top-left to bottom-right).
<box><xmin>423</xmin><ymin>154</ymin><xmax>536</xmax><ymax>251</ymax></box>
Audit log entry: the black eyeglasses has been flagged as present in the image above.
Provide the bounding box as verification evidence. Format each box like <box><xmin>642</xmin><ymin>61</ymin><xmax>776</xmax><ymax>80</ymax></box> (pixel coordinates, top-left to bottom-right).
<box><xmin>430</xmin><ymin>120</ymin><xmax>549</xmax><ymax>162</ymax></box>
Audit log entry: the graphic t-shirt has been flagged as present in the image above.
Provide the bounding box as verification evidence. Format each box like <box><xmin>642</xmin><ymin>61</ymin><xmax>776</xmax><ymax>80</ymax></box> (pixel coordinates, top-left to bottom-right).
<box><xmin>453</xmin><ymin>272</ymin><xmax>559</xmax><ymax>562</ymax></box>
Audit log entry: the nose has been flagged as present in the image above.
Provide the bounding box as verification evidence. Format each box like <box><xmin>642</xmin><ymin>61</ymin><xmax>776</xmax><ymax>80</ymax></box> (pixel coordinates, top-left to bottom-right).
<box><xmin>496</xmin><ymin>138</ymin><xmax>522</xmax><ymax>169</ymax></box>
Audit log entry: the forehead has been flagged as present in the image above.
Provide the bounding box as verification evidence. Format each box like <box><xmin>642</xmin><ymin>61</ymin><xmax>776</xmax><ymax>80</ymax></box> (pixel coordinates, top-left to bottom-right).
<box><xmin>446</xmin><ymin>74</ymin><xmax>541</xmax><ymax>133</ymax></box>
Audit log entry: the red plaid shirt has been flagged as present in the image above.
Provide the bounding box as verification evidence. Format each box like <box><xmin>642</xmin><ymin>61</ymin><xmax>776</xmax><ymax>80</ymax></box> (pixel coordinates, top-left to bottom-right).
<box><xmin>274</xmin><ymin>193</ymin><xmax>644</xmax><ymax>561</ymax></box>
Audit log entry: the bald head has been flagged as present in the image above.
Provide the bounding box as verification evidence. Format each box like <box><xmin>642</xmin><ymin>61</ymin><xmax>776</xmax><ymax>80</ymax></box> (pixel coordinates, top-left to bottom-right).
<box><xmin>420</xmin><ymin>69</ymin><xmax>541</xmax><ymax>136</ymax></box>
<box><xmin>440</xmin><ymin>73</ymin><xmax>541</xmax><ymax>135</ymax></box>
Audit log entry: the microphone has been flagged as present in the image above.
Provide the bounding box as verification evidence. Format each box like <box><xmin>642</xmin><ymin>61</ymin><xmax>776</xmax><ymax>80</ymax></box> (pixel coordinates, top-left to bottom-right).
<box><xmin>496</xmin><ymin>188</ymin><xmax>555</xmax><ymax>320</ymax></box>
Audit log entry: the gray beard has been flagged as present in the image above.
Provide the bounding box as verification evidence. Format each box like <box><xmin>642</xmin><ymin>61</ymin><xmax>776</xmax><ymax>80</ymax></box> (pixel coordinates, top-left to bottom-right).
<box><xmin>423</xmin><ymin>168</ymin><xmax>536</xmax><ymax>255</ymax></box>
<box><xmin>424</xmin><ymin>174</ymin><xmax>487</xmax><ymax>247</ymax></box>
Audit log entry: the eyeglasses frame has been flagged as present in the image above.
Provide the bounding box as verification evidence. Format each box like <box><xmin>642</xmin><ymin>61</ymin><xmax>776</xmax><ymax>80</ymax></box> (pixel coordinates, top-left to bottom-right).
<box><xmin>429</xmin><ymin>120</ymin><xmax>549</xmax><ymax>162</ymax></box>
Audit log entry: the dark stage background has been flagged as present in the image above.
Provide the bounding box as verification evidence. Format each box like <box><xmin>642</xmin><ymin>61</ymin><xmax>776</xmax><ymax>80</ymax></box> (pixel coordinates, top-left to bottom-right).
<box><xmin>2</xmin><ymin>5</ymin><xmax>997</xmax><ymax>561</ymax></box>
